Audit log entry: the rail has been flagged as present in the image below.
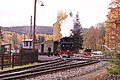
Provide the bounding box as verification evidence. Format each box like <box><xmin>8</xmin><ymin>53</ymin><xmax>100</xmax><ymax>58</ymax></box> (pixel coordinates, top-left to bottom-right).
<box><xmin>0</xmin><ymin>59</ymin><xmax>99</xmax><ymax>80</ymax></box>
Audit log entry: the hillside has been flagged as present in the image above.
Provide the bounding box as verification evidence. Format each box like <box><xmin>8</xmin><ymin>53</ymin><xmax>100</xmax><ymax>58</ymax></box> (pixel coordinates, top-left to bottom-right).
<box><xmin>1</xmin><ymin>26</ymin><xmax>53</xmax><ymax>34</ymax></box>
<box><xmin>1</xmin><ymin>26</ymin><xmax>89</xmax><ymax>36</ymax></box>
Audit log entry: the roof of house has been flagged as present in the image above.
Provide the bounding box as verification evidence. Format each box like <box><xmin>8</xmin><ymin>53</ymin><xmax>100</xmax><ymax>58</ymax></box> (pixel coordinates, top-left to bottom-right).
<box><xmin>22</xmin><ymin>39</ymin><xmax>33</xmax><ymax>42</ymax></box>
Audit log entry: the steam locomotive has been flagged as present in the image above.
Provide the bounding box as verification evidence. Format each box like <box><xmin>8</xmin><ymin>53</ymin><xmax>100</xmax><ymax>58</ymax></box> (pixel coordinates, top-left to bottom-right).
<box><xmin>38</xmin><ymin>37</ymin><xmax>75</xmax><ymax>57</ymax></box>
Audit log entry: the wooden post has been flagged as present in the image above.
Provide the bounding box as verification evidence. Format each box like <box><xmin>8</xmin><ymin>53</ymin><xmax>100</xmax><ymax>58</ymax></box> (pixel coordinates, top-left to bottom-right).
<box><xmin>20</xmin><ymin>54</ymin><xmax>23</xmax><ymax>66</ymax></box>
<box><xmin>1</xmin><ymin>54</ymin><xmax>4</xmax><ymax>70</ymax></box>
<box><xmin>12</xmin><ymin>53</ymin><xmax>14</xmax><ymax>68</ymax></box>
<box><xmin>10</xmin><ymin>44</ymin><xmax>11</xmax><ymax>55</ymax></box>
<box><xmin>30</xmin><ymin>16</ymin><xmax>32</xmax><ymax>39</ymax></box>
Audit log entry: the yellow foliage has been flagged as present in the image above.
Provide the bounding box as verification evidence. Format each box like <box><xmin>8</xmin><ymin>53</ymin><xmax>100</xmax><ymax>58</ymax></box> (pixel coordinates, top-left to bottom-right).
<box><xmin>105</xmin><ymin>0</ymin><xmax>120</xmax><ymax>49</ymax></box>
<box><xmin>53</xmin><ymin>11</ymin><xmax>68</xmax><ymax>41</ymax></box>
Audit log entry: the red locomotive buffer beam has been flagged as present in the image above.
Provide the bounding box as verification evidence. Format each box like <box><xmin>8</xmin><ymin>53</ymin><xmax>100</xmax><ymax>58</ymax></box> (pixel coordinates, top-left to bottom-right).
<box><xmin>58</xmin><ymin>50</ymin><xmax>74</xmax><ymax>55</ymax></box>
<box><xmin>58</xmin><ymin>37</ymin><xmax>75</xmax><ymax>58</ymax></box>
<box><xmin>84</xmin><ymin>48</ymin><xmax>92</xmax><ymax>56</ymax></box>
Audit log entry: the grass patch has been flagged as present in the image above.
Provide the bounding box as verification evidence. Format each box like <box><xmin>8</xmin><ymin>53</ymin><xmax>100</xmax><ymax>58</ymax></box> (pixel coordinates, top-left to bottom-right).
<box><xmin>0</xmin><ymin>62</ymin><xmax>39</xmax><ymax>71</ymax></box>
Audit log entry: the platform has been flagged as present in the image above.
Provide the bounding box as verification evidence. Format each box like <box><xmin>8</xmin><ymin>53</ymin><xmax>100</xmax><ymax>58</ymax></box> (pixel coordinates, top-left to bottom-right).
<box><xmin>38</xmin><ymin>55</ymin><xmax>60</xmax><ymax>62</ymax></box>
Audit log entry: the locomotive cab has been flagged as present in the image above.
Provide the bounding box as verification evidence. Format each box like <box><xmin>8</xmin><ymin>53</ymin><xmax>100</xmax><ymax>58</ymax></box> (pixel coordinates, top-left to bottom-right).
<box><xmin>60</xmin><ymin>42</ymin><xmax>74</xmax><ymax>51</ymax></box>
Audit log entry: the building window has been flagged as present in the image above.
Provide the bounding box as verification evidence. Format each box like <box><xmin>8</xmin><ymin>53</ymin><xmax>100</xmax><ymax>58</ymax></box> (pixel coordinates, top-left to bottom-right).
<box><xmin>24</xmin><ymin>41</ymin><xmax>28</xmax><ymax>46</ymax></box>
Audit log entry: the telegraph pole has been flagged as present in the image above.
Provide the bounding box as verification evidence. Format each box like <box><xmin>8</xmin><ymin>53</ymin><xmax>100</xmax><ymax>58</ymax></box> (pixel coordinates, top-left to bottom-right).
<box><xmin>33</xmin><ymin>0</ymin><xmax>37</xmax><ymax>52</ymax></box>
<box><xmin>30</xmin><ymin>16</ymin><xmax>32</xmax><ymax>39</ymax></box>
<box><xmin>33</xmin><ymin>0</ymin><xmax>44</xmax><ymax>51</ymax></box>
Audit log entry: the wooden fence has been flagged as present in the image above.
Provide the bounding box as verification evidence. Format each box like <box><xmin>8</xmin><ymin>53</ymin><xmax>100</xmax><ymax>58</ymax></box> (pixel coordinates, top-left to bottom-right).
<box><xmin>0</xmin><ymin>50</ymin><xmax>38</xmax><ymax>70</ymax></box>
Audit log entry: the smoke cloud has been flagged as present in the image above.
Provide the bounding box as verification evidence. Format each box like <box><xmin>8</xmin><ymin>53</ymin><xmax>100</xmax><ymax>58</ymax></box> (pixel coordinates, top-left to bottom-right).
<box><xmin>60</xmin><ymin>15</ymin><xmax>74</xmax><ymax>37</ymax></box>
<box><xmin>53</xmin><ymin>12</ymin><xmax>75</xmax><ymax>41</ymax></box>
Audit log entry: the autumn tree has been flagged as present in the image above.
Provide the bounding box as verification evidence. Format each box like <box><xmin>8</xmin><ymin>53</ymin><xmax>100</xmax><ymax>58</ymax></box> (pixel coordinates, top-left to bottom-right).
<box><xmin>38</xmin><ymin>35</ymin><xmax>45</xmax><ymax>43</ymax></box>
<box><xmin>0</xmin><ymin>26</ymin><xmax>2</xmax><ymax>43</ymax></box>
<box><xmin>11</xmin><ymin>32</ymin><xmax>18</xmax><ymax>46</ymax></box>
<box><xmin>106</xmin><ymin>0</ymin><xmax>120</xmax><ymax>75</ymax></box>
<box><xmin>71</xmin><ymin>12</ymin><xmax>83</xmax><ymax>53</ymax></box>
<box><xmin>84</xmin><ymin>22</ymin><xmax>106</xmax><ymax>51</ymax></box>
<box><xmin>97</xmin><ymin>23</ymin><xmax>106</xmax><ymax>50</ymax></box>
<box><xmin>53</xmin><ymin>11</ymin><xmax>68</xmax><ymax>41</ymax></box>
<box><xmin>105</xmin><ymin>0</ymin><xmax>120</xmax><ymax>51</ymax></box>
<box><xmin>0</xmin><ymin>26</ymin><xmax>2</xmax><ymax>51</ymax></box>
<box><xmin>98</xmin><ymin>23</ymin><xmax>105</xmax><ymax>41</ymax></box>
<box><xmin>84</xmin><ymin>26</ymin><xmax>99</xmax><ymax>50</ymax></box>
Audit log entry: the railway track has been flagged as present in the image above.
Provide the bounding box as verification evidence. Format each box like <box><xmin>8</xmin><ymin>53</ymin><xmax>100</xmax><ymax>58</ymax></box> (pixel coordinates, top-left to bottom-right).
<box><xmin>0</xmin><ymin>59</ymin><xmax>99</xmax><ymax>80</ymax></box>
<box><xmin>0</xmin><ymin>59</ymin><xmax>64</xmax><ymax>74</ymax></box>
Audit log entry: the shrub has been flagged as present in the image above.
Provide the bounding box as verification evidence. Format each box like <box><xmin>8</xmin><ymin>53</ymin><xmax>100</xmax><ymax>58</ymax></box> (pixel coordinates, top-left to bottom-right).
<box><xmin>107</xmin><ymin>52</ymin><xmax>120</xmax><ymax>74</ymax></box>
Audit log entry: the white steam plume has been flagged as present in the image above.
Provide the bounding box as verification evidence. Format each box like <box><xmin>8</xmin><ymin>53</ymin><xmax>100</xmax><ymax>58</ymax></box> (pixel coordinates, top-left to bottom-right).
<box><xmin>60</xmin><ymin>15</ymin><xmax>74</xmax><ymax>37</ymax></box>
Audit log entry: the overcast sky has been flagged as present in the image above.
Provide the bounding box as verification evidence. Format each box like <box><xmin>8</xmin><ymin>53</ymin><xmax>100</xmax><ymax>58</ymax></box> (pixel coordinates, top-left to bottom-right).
<box><xmin>0</xmin><ymin>0</ymin><xmax>111</xmax><ymax>28</ymax></box>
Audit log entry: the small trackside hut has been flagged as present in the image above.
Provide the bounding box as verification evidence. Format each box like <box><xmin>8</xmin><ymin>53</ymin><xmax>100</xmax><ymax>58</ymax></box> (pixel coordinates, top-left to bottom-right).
<box><xmin>19</xmin><ymin>39</ymin><xmax>38</xmax><ymax>63</ymax></box>
<box><xmin>22</xmin><ymin>39</ymin><xmax>33</xmax><ymax>49</ymax></box>
<box><xmin>38</xmin><ymin>40</ymin><xmax>59</xmax><ymax>55</ymax></box>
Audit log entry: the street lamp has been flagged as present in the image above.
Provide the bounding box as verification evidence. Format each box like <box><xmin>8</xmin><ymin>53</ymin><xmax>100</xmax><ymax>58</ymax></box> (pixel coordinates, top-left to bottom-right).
<box><xmin>33</xmin><ymin>0</ymin><xmax>44</xmax><ymax>51</ymax></box>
